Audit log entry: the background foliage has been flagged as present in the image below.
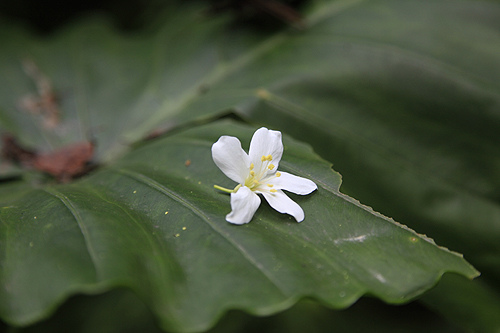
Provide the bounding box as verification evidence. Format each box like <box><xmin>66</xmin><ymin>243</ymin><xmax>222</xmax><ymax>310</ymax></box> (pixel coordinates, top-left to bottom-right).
<box><xmin>0</xmin><ymin>0</ymin><xmax>499</xmax><ymax>332</ymax></box>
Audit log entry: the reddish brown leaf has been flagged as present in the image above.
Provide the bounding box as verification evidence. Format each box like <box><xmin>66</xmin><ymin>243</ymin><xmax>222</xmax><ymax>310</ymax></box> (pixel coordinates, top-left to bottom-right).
<box><xmin>1</xmin><ymin>135</ymin><xmax>36</xmax><ymax>166</ymax></box>
<box><xmin>1</xmin><ymin>135</ymin><xmax>94</xmax><ymax>182</ymax></box>
<box><xmin>33</xmin><ymin>142</ymin><xmax>94</xmax><ymax>182</ymax></box>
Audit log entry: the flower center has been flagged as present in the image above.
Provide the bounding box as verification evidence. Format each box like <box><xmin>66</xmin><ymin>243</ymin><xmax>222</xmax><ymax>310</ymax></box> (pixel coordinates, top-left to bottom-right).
<box><xmin>213</xmin><ymin>155</ymin><xmax>281</xmax><ymax>194</ymax></box>
<box><xmin>243</xmin><ymin>155</ymin><xmax>280</xmax><ymax>192</ymax></box>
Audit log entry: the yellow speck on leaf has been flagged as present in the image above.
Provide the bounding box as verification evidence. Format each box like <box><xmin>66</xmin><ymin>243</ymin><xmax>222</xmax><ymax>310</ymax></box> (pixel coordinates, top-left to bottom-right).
<box><xmin>133</xmin><ymin>190</ymin><xmax>137</xmax><ymax>194</ymax></box>
<box><xmin>175</xmin><ymin>233</ymin><xmax>180</xmax><ymax>237</ymax></box>
<box><xmin>256</xmin><ymin>88</ymin><xmax>270</xmax><ymax>100</ymax></box>
<box><xmin>182</xmin><ymin>227</ymin><xmax>187</xmax><ymax>231</ymax></box>
<box><xmin>165</xmin><ymin>211</ymin><xmax>169</xmax><ymax>215</ymax></box>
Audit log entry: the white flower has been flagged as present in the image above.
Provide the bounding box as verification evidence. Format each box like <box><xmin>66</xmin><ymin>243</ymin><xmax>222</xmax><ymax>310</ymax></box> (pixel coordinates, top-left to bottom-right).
<box><xmin>212</xmin><ymin>127</ymin><xmax>317</xmax><ymax>224</ymax></box>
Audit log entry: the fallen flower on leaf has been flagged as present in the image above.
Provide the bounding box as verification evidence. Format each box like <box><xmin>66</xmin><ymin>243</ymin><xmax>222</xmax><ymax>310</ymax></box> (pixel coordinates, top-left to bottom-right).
<box><xmin>212</xmin><ymin>127</ymin><xmax>317</xmax><ymax>224</ymax></box>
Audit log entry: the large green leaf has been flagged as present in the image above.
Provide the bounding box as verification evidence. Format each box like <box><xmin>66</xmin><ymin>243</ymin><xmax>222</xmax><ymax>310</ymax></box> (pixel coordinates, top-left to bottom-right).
<box><xmin>0</xmin><ymin>120</ymin><xmax>477</xmax><ymax>332</ymax></box>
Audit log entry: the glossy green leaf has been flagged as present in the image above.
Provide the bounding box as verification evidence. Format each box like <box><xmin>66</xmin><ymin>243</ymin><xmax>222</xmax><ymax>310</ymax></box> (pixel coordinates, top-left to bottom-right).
<box><xmin>0</xmin><ymin>120</ymin><xmax>477</xmax><ymax>332</ymax></box>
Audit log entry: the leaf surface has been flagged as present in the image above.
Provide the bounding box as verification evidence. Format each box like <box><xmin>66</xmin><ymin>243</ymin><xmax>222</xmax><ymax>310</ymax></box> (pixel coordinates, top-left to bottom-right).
<box><xmin>0</xmin><ymin>121</ymin><xmax>477</xmax><ymax>332</ymax></box>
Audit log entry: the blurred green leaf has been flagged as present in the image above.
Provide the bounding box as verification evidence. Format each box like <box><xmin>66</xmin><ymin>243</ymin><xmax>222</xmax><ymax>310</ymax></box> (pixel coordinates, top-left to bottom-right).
<box><xmin>421</xmin><ymin>275</ymin><xmax>500</xmax><ymax>333</ymax></box>
<box><xmin>0</xmin><ymin>1</ymin><xmax>237</xmax><ymax>162</ymax></box>
<box><xmin>16</xmin><ymin>289</ymin><xmax>165</xmax><ymax>333</ymax></box>
<box><xmin>15</xmin><ymin>290</ymin><xmax>463</xmax><ymax>333</ymax></box>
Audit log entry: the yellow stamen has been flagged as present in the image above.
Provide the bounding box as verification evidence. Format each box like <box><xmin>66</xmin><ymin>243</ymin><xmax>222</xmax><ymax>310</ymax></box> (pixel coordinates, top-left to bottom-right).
<box><xmin>253</xmin><ymin>180</ymin><xmax>259</xmax><ymax>184</ymax></box>
<box><xmin>267</xmin><ymin>184</ymin><xmax>273</xmax><ymax>187</ymax></box>
<box><xmin>250</xmin><ymin>170</ymin><xmax>255</xmax><ymax>176</ymax></box>
<box><xmin>268</xmin><ymin>164</ymin><xmax>275</xmax><ymax>170</ymax></box>
<box><xmin>267</xmin><ymin>155</ymin><xmax>272</xmax><ymax>161</ymax></box>
<box><xmin>270</xmin><ymin>189</ymin><xmax>277</xmax><ymax>193</ymax></box>
<box><xmin>261</xmin><ymin>155</ymin><xmax>266</xmax><ymax>162</ymax></box>
<box><xmin>276</xmin><ymin>172</ymin><xmax>281</xmax><ymax>177</ymax></box>
<box><xmin>250</xmin><ymin>163</ymin><xmax>254</xmax><ymax>170</ymax></box>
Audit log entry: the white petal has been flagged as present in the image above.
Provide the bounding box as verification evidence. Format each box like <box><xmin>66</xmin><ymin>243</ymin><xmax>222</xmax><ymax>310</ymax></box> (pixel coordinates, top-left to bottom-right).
<box><xmin>248</xmin><ymin>127</ymin><xmax>283</xmax><ymax>170</ymax></box>
<box><xmin>226</xmin><ymin>186</ymin><xmax>261</xmax><ymax>224</ymax></box>
<box><xmin>212</xmin><ymin>136</ymin><xmax>251</xmax><ymax>184</ymax></box>
<box><xmin>269</xmin><ymin>171</ymin><xmax>317</xmax><ymax>195</ymax></box>
<box><xmin>262</xmin><ymin>190</ymin><xmax>305</xmax><ymax>222</ymax></box>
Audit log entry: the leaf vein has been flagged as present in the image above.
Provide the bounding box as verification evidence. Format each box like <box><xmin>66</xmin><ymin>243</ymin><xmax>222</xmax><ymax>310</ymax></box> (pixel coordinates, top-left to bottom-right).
<box><xmin>114</xmin><ymin>167</ymin><xmax>290</xmax><ymax>297</ymax></box>
<box><xmin>81</xmin><ymin>183</ymin><xmax>180</xmax><ymax>287</ymax></box>
<box><xmin>43</xmin><ymin>187</ymin><xmax>100</xmax><ymax>280</ymax></box>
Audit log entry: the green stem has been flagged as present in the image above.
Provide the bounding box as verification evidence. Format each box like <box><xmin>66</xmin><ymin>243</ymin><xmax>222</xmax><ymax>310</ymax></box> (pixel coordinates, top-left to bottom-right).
<box><xmin>213</xmin><ymin>185</ymin><xmax>234</xmax><ymax>193</ymax></box>
<box><xmin>214</xmin><ymin>184</ymin><xmax>242</xmax><ymax>194</ymax></box>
